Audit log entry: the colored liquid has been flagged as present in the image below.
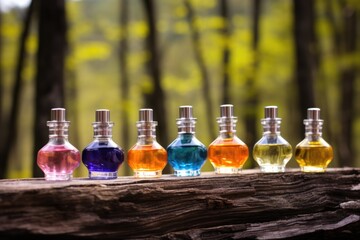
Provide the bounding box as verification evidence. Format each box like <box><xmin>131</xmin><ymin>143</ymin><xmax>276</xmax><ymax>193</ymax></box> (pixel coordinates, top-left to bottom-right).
<box><xmin>295</xmin><ymin>143</ymin><xmax>333</xmax><ymax>172</ymax></box>
<box><xmin>37</xmin><ymin>143</ymin><xmax>80</xmax><ymax>180</ymax></box>
<box><xmin>167</xmin><ymin>134</ymin><xmax>207</xmax><ymax>177</ymax></box>
<box><xmin>82</xmin><ymin>140</ymin><xmax>124</xmax><ymax>179</ymax></box>
<box><xmin>208</xmin><ymin>137</ymin><xmax>249</xmax><ymax>174</ymax></box>
<box><xmin>253</xmin><ymin>144</ymin><xmax>292</xmax><ymax>172</ymax></box>
<box><xmin>127</xmin><ymin>142</ymin><xmax>167</xmax><ymax>178</ymax></box>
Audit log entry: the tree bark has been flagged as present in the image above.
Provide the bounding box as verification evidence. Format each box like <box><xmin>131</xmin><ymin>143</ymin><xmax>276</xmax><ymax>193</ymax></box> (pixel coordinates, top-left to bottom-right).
<box><xmin>293</xmin><ymin>0</ymin><xmax>317</xmax><ymax>124</ymax></box>
<box><xmin>0</xmin><ymin>169</ymin><xmax>359</xmax><ymax>239</ymax></box>
<box><xmin>338</xmin><ymin>4</ymin><xmax>357</xmax><ymax>167</ymax></box>
<box><xmin>220</xmin><ymin>0</ymin><xmax>231</xmax><ymax>104</ymax></box>
<box><xmin>141</xmin><ymin>0</ymin><xmax>168</xmax><ymax>148</ymax></box>
<box><xmin>119</xmin><ymin>0</ymin><xmax>131</xmax><ymax>175</ymax></box>
<box><xmin>0</xmin><ymin>1</ymin><xmax>35</xmax><ymax>178</ymax></box>
<box><xmin>33</xmin><ymin>0</ymin><xmax>67</xmax><ymax>177</ymax></box>
<box><xmin>243</xmin><ymin>0</ymin><xmax>261</xmax><ymax>168</ymax></box>
<box><xmin>184</xmin><ymin>0</ymin><xmax>216</xmax><ymax>141</ymax></box>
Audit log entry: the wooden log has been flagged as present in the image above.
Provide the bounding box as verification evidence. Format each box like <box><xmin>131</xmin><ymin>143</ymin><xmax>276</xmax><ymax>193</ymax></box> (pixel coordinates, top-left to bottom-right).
<box><xmin>0</xmin><ymin>168</ymin><xmax>359</xmax><ymax>239</ymax></box>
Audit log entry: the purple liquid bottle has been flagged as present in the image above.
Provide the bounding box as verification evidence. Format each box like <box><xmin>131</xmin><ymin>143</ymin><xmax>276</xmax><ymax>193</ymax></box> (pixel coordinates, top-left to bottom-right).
<box><xmin>82</xmin><ymin>109</ymin><xmax>124</xmax><ymax>179</ymax></box>
<box><xmin>37</xmin><ymin>108</ymin><xmax>81</xmax><ymax>181</ymax></box>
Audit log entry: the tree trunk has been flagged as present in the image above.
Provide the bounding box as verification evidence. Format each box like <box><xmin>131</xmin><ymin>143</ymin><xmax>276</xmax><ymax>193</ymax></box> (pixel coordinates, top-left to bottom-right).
<box><xmin>119</xmin><ymin>0</ymin><xmax>131</xmax><ymax>175</ymax></box>
<box><xmin>220</xmin><ymin>0</ymin><xmax>231</xmax><ymax>104</ymax></box>
<box><xmin>0</xmin><ymin>169</ymin><xmax>359</xmax><ymax>239</ymax></box>
<box><xmin>293</xmin><ymin>0</ymin><xmax>317</xmax><ymax>124</ymax></box>
<box><xmin>141</xmin><ymin>0</ymin><xmax>168</xmax><ymax>148</ymax></box>
<box><xmin>33</xmin><ymin>0</ymin><xmax>67</xmax><ymax>177</ymax></box>
<box><xmin>243</xmin><ymin>0</ymin><xmax>261</xmax><ymax>168</ymax></box>
<box><xmin>184</xmin><ymin>0</ymin><xmax>216</xmax><ymax>141</ymax></box>
<box><xmin>0</xmin><ymin>1</ymin><xmax>35</xmax><ymax>179</ymax></box>
<box><xmin>338</xmin><ymin>4</ymin><xmax>357</xmax><ymax>167</ymax></box>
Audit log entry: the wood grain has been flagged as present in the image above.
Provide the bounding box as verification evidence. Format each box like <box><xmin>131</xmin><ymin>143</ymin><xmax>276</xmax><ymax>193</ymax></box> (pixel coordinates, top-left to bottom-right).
<box><xmin>0</xmin><ymin>168</ymin><xmax>359</xmax><ymax>239</ymax></box>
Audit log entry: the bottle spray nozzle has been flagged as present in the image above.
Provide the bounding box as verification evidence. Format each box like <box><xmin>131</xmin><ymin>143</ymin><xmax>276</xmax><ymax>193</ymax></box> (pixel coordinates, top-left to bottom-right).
<box><xmin>137</xmin><ymin>109</ymin><xmax>157</xmax><ymax>138</ymax></box>
<box><xmin>261</xmin><ymin>106</ymin><xmax>281</xmax><ymax>134</ymax></box>
<box><xmin>51</xmin><ymin>108</ymin><xmax>66</xmax><ymax>122</ymax></box>
<box><xmin>264</xmin><ymin>106</ymin><xmax>278</xmax><ymax>119</ymax></box>
<box><xmin>179</xmin><ymin>106</ymin><xmax>193</xmax><ymax>119</ymax></box>
<box><xmin>139</xmin><ymin>108</ymin><xmax>153</xmax><ymax>122</ymax></box>
<box><xmin>220</xmin><ymin>104</ymin><xmax>234</xmax><ymax>118</ymax></box>
<box><xmin>96</xmin><ymin>109</ymin><xmax>110</xmax><ymax>123</ymax></box>
<box><xmin>218</xmin><ymin>104</ymin><xmax>237</xmax><ymax>134</ymax></box>
<box><xmin>177</xmin><ymin>106</ymin><xmax>196</xmax><ymax>134</ymax></box>
<box><xmin>307</xmin><ymin>108</ymin><xmax>321</xmax><ymax>120</ymax></box>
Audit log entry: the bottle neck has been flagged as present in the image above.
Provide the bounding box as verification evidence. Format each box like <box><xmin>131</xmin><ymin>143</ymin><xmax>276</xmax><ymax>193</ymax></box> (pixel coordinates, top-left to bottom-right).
<box><xmin>217</xmin><ymin>117</ymin><xmax>237</xmax><ymax>139</ymax></box>
<box><xmin>261</xmin><ymin>118</ymin><xmax>281</xmax><ymax>136</ymax></box>
<box><xmin>136</xmin><ymin>121</ymin><xmax>157</xmax><ymax>145</ymax></box>
<box><xmin>304</xmin><ymin>119</ymin><xmax>323</xmax><ymax>141</ymax></box>
<box><xmin>48</xmin><ymin>121</ymin><xmax>69</xmax><ymax>140</ymax></box>
<box><xmin>177</xmin><ymin>118</ymin><xmax>196</xmax><ymax>134</ymax></box>
<box><xmin>93</xmin><ymin>122</ymin><xmax>113</xmax><ymax>140</ymax></box>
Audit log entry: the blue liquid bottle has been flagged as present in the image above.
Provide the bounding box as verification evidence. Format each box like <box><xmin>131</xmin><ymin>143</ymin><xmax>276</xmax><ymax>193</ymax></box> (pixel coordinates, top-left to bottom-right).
<box><xmin>82</xmin><ymin>109</ymin><xmax>124</xmax><ymax>179</ymax></box>
<box><xmin>167</xmin><ymin>105</ymin><xmax>207</xmax><ymax>177</ymax></box>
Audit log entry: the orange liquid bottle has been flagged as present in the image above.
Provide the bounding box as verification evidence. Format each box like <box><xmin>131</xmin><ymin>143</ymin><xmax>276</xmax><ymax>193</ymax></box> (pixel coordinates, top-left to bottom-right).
<box><xmin>127</xmin><ymin>109</ymin><xmax>167</xmax><ymax>178</ymax></box>
<box><xmin>208</xmin><ymin>105</ymin><xmax>249</xmax><ymax>174</ymax></box>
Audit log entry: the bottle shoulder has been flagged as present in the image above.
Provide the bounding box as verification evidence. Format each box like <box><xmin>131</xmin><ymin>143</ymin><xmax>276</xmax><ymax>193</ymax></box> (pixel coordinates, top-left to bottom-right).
<box><xmin>129</xmin><ymin>140</ymin><xmax>166</xmax><ymax>151</ymax></box>
<box><xmin>255</xmin><ymin>134</ymin><xmax>291</xmax><ymax>146</ymax></box>
<box><xmin>40</xmin><ymin>140</ymin><xmax>79</xmax><ymax>153</ymax></box>
<box><xmin>84</xmin><ymin>139</ymin><xmax>120</xmax><ymax>150</ymax></box>
<box><xmin>168</xmin><ymin>134</ymin><xmax>206</xmax><ymax>148</ymax></box>
<box><xmin>296</xmin><ymin>137</ymin><xmax>332</xmax><ymax>148</ymax></box>
<box><xmin>210</xmin><ymin>135</ymin><xmax>247</xmax><ymax>146</ymax></box>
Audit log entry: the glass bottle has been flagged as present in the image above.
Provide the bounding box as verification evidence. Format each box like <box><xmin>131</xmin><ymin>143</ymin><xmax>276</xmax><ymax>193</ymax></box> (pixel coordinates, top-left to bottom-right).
<box><xmin>82</xmin><ymin>109</ymin><xmax>124</xmax><ymax>179</ymax></box>
<box><xmin>127</xmin><ymin>109</ymin><xmax>167</xmax><ymax>178</ymax></box>
<box><xmin>37</xmin><ymin>108</ymin><xmax>81</xmax><ymax>180</ymax></box>
<box><xmin>208</xmin><ymin>104</ymin><xmax>249</xmax><ymax>174</ymax></box>
<box><xmin>253</xmin><ymin>106</ymin><xmax>292</xmax><ymax>172</ymax></box>
<box><xmin>167</xmin><ymin>105</ymin><xmax>207</xmax><ymax>177</ymax></box>
<box><xmin>295</xmin><ymin>108</ymin><xmax>333</xmax><ymax>172</ymax></box>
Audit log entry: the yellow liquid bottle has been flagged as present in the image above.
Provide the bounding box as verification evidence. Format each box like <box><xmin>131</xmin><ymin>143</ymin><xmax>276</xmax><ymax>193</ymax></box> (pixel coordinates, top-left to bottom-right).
<box><xmin>127</xmin><ymin>109</ymin><xmax>167</xmax><ymax>178</ymax></box>
<box><xmin>253</xmin><ymin>106</ymin><xmax>292</xmax><ymax>172</ymax></box>
<box><xmin>208</xmin><ymin>105</ymin><xmax>249</xmax><ymax>174</ymax></box>
<box><xmin>295</xmin><ymin>108</ymin><xmax>333</xmax><ymax>172</ymax></box>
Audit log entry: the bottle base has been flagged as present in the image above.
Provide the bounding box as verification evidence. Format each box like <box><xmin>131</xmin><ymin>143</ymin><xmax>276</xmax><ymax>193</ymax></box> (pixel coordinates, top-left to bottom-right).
<box><xmin>89</xmin><ymin>171</ymin><xmax>118</xmax><ymax>179</ymax></box>
<box><xmin>174</xmin><ymin>169</ymin><xmax>201</xmax><ymax>177</ymax></box>
<box><xmin>301</xmin><ymin>166</ymin><xmax>326</xmax><ymax>173</ymax></box>
<box><xmin>260</xmin><ymin>165</ymin><xmax>285</xmax><ymax>173</ymax></box>
<box><xmin>214</xmin><ymin>167</ymin><xmax>240</xmax><ymax>174</ymax></box>
<box><xmin>45</xmin><ymin>173</ymin><xmax>72</xmax><ymax>181</ymax></box>
<box><xmin>134</xmin><ymin>170</ymin><xmax>162</xmax><ymax>178</ymax></box>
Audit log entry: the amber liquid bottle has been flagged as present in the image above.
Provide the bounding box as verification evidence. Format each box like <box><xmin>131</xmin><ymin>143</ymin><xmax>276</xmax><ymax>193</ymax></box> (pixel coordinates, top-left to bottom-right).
<box><xmin>208</xmin><ymin>104</ymin><xmax>249</xmax><ymax>174</ymax></box>
<box><xmin>295</xmin><ymin>108</ymin><xmax>333</xmax><ymax>172</ymax></box>
<box><xmin>127</xmin><ymin>109</ymin><xmax>167</xmax><ymax>178</ymax></box>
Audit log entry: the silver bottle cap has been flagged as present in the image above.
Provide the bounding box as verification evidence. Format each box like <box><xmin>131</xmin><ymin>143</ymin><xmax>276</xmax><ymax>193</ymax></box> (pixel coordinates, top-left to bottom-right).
<box><xmin>95</xmin><ymin>109</ymin><xmax>110</xmax><ymax>122</ymax></box>
<box><xmin>307</xmin><ymin>108</ymin><xmax>321</xmax><ymax>120</ymax></box>
<box><xmin>51</xmin><ymin>108</ymin><xmax>66</xmax><ymax>121</ymax></box>
<box><xmin>220</xmin><ymin>104</ymin><xmax>233</xmax><ymax>118</ymax></box>
<box><xmin>179</xmin><ymin>105</ymin><xmax>193</xmax><ymax>119</ymax></box>
<box><xmin>264</xmin><ymin>106</ymin><xmax>278</xmax><ymax>119</ymax></box>
<box><xmin>139</xmin><ymin>108</ymin><xmax>153</xmax><ymax>121</ymax></box>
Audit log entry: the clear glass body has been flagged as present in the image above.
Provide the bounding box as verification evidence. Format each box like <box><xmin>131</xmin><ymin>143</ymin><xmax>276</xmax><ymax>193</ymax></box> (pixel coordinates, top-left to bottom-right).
<box><xmin>37</xmin><ymin>137</ymin><xmax>81</xmax><ymax>180</ymax></box>
<box><xmin>295</xmin><ymin>136</ymin><xmax>333</xmax><ymax>172</ymax></box>
<box><xmin>128</xmin><ymin>137</ymin><xmax>167</xmax><ymax>178</ymax></box>
<box><xmin>208</xmin><ymin>133</ymin><xmax>249</xmax><ymax>174</ymax></box>
<box><xmin>167</xmin><ymin>133</ymin><xmax>207</xmax><ymax>177</ymax></box>
<box><xmin>253</xmin><ymin>134</ymin><xmax>292</xmax><ymax>173</ymax></box>
<box><xmin>82</xmin><ymin>138</ymin><xmax>124</xmax><ymax>179</ymax></box>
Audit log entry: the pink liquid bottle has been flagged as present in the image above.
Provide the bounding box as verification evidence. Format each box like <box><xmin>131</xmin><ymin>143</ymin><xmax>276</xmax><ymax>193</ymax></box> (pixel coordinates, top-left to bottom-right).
<box><xmin>37</xmin><ymin>108</ymin><xmax>81</xmax><ymax>180</ymax></box>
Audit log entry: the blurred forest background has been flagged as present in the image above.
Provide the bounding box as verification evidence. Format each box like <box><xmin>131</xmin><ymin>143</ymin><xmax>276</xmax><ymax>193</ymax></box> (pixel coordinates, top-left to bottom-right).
<box><xmin>0</xmin><ymin>0</ymin><xmax>359</xmax><ymax>179</ymax></box>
